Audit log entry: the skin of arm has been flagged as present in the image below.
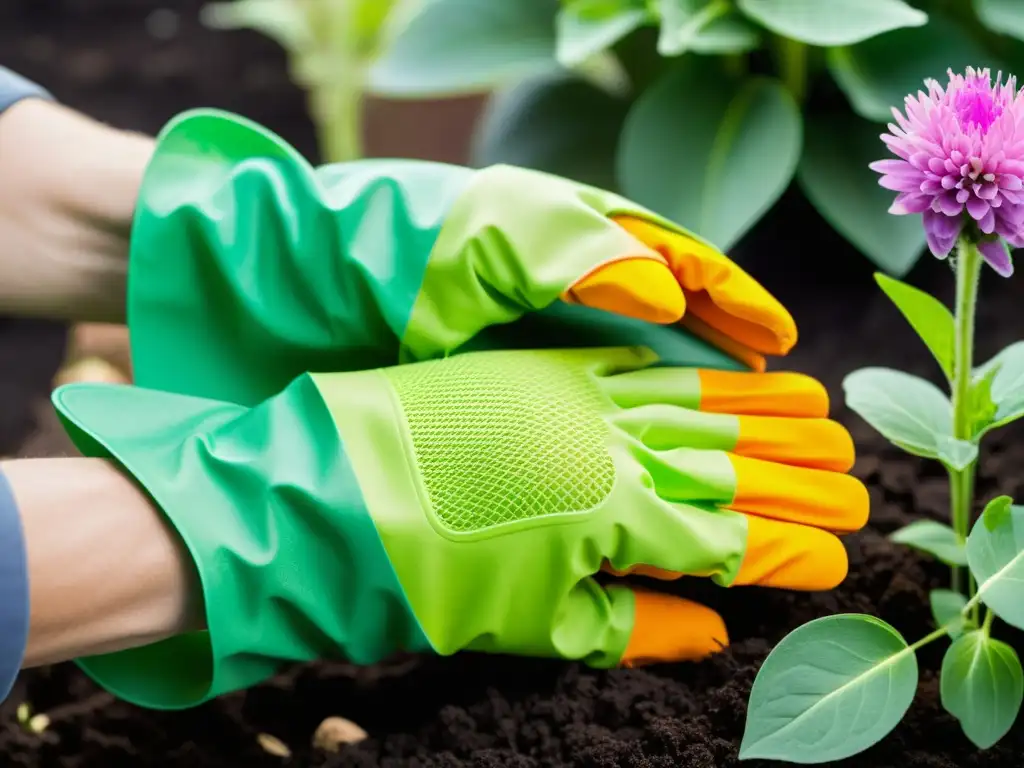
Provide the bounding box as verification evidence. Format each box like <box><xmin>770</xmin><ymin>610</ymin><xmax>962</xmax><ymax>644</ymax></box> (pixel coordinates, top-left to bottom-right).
<box><xmin>2</xmin><ymin>458</ymin><xmax>204</xmax><ymax>666</ymax></box>
<box><xmin>0</xmin><ymin>98</ymin><xmax>153</xmax><ymax>323</ymax></box>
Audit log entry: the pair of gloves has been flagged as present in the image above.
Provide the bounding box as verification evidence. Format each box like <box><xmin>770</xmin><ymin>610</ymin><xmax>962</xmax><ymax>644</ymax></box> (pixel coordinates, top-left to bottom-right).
<box><xmin>54</xmin><ymin>109</ymin><xmax>868</xmax><ymax>709</ymax></box>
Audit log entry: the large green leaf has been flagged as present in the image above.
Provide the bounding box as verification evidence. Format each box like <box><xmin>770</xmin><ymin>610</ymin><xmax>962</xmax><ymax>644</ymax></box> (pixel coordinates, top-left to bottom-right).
<box><xmin>873</xmin><ymin>273</ymin><xmax>954</xmax><ymax>379</ymax></box>
<box><xmin>967</xmin><ymin>505</ymin><xmax>1024</xmax><ymax>631</ymax></box>
<box><xmin>368</xmin><ymin>0</ymin><xmax>559</xmax><ymax>97</ymax></box>
<box><xmin>941</xmin><ymin>630</ymin><xmax>1024</xmax><ymax>749</ymax></box>
<box><xmin>471</xmin><ymin>72</ymin><xmax>631</xmax><ymax>191</ymax></box>
<box><xmin>891</xmin><ymin>520</ymin><xmax>967</xmax><ymax>566</ymax></box>
<box><xmin>843</xmin><ymin>367</ymin><xmax>977</xmax><ymax>468</ymax></box>
<box><xmin>930</xmin><ymin>589</ymin><xmax>968</xmax><ymax>638</ymax></box>
<box><xmin>976</xmin><ymin>0</ymin><xmax>1024</xmax><ymax>42</ymax></box>
<box><xmin>797</xmin><ymin>113</ymin><xmax>926</xmax><ymax>276</ymax></box>
<box><xmin>617</xmin><ymin>66</ymin><xmax>801</xmax><ymax>250</ymax></box>
<box><xmin>973</xmin><ymin>342</ymin><xmax>1024</xmax><ymax>434</ymax></box>
<box><xmin>556</xmin><ymin>0</ymin><xmax>653</xmax><ymax>67</ymax></box>
<box><xmin>736</xmin><ymin>0</ymin><xmax>927</xmax><ymax>46</ymax></box>
<box><xmin>740</xmin><ymin>614</ymin><xmax>917</xmax><ymax>763</ymax></box>
<box><xmin>657</xmin><ymin>0</ymin><xmax>761</xmax><ymax>56</ymax></box>
<box><xmin>827</xmin><ymin>14</ymin><xmax>1006</xmax><ymax>123</ymax></box>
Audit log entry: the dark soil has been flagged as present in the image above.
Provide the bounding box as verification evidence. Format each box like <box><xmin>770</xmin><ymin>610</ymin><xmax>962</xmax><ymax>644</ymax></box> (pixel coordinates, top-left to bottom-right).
<box><xmin>4</xmin><ymin>2</ymin><xmax>1024</xmax><ymax>767</ymax></box>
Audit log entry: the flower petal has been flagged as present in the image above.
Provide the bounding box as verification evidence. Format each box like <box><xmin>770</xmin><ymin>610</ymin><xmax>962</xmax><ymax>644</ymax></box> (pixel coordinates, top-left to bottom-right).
<box><xmin>923</xmin><ymin>210</ymin><xmax>963</xmax><ymax>257</ymax></box>
<box><xmin>978</xmin><ymin>238</ymin><xmax>1014</xmax><ymax>277</ymax></box>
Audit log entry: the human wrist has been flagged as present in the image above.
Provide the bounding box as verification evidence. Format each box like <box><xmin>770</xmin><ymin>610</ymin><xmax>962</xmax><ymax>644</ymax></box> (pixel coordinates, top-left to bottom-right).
<box><xmin>0</xmin><ymin>98</ymin><xmax>153</xmax><ymax>322</ymax></box>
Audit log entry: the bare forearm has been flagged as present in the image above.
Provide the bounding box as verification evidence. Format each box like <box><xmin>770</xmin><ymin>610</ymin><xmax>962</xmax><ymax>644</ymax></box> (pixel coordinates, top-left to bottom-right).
<box><xmin>3</xmin><ymin>458</ymin><xmax>203</xmax><ymax>667</ymax></box>
<box><xmin>0</xmin><ymin>99</ymin><xmax>153</xmax><ymax>322</ymax></box>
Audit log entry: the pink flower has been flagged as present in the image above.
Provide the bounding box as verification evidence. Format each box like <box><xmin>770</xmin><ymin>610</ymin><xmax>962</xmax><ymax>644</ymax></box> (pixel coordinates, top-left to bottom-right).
<box><xmin>870</xmin><ymin>67</ymin><xmax>1024</xmax><ymax>277</ymax></box>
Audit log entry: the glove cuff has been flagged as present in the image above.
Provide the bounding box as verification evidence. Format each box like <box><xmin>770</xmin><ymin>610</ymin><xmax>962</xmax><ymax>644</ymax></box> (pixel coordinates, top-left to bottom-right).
<box><xmin>52</xmin><ymin>374</ymin><xmax>431</xmax><ymax>710</ymax></box>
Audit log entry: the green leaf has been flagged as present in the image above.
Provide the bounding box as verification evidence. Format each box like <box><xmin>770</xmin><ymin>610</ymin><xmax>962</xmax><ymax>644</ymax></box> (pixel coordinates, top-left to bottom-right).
<box><xmin>976</xmin><ymin>0</ymin><xmax>1024</xmax><ymax>43</ymax></box>
<box><xmin>617</xmin><ymin>66</ymin><xmax>801</xmax><ymax>251</ymax></box>
<box><xmin>936</xmin><ymin>435</ymin><xmax>980</xmax><ymax>471</ymax></box>
<box><xmin>657</xmin><ymin>0</ymin><xmax>760</xmax><ymax>56</ymax></box>
<box><xmin>973</xmin><ymin>342</ymin><xmax>1024</xmax><ymax>434</ymax></box>
<box><xmin>843</xmin><ymin>367</ymin><xmax>977</xmax><ymax>467</ymax></box>
<box><xmin>827</xmin><ymin>14</ymin><xmax>1006</xmax><ymax>123</ymax></box>
<box><xmin>984</xmin><ymin>495</ymin><xmax>1014</xmax><ymax>533</ymax></box>
<box><xmin>941</xmin><ymin>630</ymin><xmax>1024</xmax><ymax>749</ymax></box>
<box><xmin>201</xmin><ymin>0</ymin><xmax>312</xmax><ymax>51</ymax></box>
<box><xmin>740</xmin><ymin>614</ymin><xmax>917</xmax><ymax>762</ymax></box>
<box><xmin>873</xmin><ymin>273</ymin><xmax>953</xmax><ymax>378</ymax></box>
<box><xmin>969</xmin><ymin>364</ymin><xmax>1001</xmax><ymax>437</ymax></box>
<box><xmin>471</xmin><ymin>72</ymin><xmax>631</xmax><ymax>191</ymax></box>
<box><xmin>967</xmin><ymin>505</ymin><xmax>1024</xmax><ymax>631</ymax></box>
<box><xmin>736</xmin><ymin>0</ymin><xmax>927</xmax><ymax>46</ymax></box>
<box><xmin>368</xmin><ymin>0</ymin><xmax>559</xmax><ymax>97</ymax></box>
<box><xmin>556</xmin><ymin>0</ymin><xmax>652</xmax><ymax>67</ymax></box>
<box><xmin>930</xmin><ymin>589</ymin><xmax>968</xmax><ymax>638</ymax></box>
<box><xmin>797</xmin><ymin>113</ymin><xmax>926</xmax><ymax>276</ymax></box>
<box><xmin>891</xmin><ymin>520</ymin><xmax>967</xmax><ymax>566</ymax></box>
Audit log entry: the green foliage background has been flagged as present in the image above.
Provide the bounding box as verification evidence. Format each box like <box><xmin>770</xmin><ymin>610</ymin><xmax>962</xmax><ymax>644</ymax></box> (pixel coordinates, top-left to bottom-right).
<box><xmin>366</xmin><ymin>0</ymin><xmax>1024</xmax><ymax>275</ymax></box>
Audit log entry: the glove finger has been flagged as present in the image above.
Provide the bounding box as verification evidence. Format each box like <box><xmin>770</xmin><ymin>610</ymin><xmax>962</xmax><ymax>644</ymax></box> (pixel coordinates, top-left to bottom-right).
<box><xmin>640</xmin><ymin>446</ymin><xmax>868</xmax><ymax>533</ymax></box>
<box><xmin>565</xmin><ymin>257</ymin><xmax>687</xmax><ymax>325</ymax></box>
<box><xmin>612</xmin><ymin>404</ymin><xmax>853</xmax><ymax>472</ymax></box>
<box><xmin>604</xmin><ymin>511</ymin><xmax>848</xmax><ymax>591</ymax></box>
<box><xmin>725</xmin><ymin>453</ymin><xmax>869</xmax><ymax>533</ymax></box>
<box><xmin>602</xmin><ymin>367</ymin><xmax>829</xmax><ymax>418</ymax></box>
<box><xmin>612</xmin><ymin>214</ymin><xmax>797</xmax><ymax>356</ymax></box>
<box><xmin>619</xmin><ymin>588</ymin><xmax>728</xmax><ymax>667</ymax></box>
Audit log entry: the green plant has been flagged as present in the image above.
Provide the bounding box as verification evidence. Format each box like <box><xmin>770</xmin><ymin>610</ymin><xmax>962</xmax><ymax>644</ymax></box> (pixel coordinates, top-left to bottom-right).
<box><xmin>200</xmin><ymin>0</ymin><xmax>419</xmax><ymax>161</ymax></box>
<box><xmin>740</xmin><ymin>68</ymin><xmax>1024</xmax><ymax>762</ymax></box>
<box><xmin>367</xmin><ymin>0</ymin><xmax>1024</xmax><ymax>274</ymax></box>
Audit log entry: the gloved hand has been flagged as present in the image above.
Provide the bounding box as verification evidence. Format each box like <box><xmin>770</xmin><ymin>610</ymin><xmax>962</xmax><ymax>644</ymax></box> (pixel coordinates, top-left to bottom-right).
<box><xmin>52</xmin><ymin>346</ymin><xmax>866</xmax><ymax>710</ymax></box>
<box><xmin>126</xmin><ymin>109</ymin><xmax>796</xmax><ymax>407</ymax></box>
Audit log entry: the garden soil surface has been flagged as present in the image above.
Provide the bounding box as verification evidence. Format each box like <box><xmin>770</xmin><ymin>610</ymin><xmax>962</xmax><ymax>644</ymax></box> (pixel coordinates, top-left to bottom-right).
<box><xmin>5</xmin><ymin>2</ymin><xmax>1024</xmax><ymax>766</ymax></box>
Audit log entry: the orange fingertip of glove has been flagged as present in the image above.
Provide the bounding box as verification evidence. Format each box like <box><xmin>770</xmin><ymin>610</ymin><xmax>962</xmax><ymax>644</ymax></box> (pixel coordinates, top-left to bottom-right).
<box><xmin>620</xmin><ymin>590</ymin><xmax>728</xmax><ymax>667</ymax></box>
<box><xmin>566</xmin><ymin>256</ymin><xmax>687</xmax><ymax>324</ymax></box>
<box><xmin>728</xmin><ymin>454</ymin><xmax>870</xmax><ymax>534</ymax></box>
<box><xmin>611</xmin><ymin>214</ymin><xmax>798</xmax><ymax>357</ymax></box>
<box><xmin>735</xmin><ymin>515</ymin><xmax>850</xmax><ymax>591</ymax></box>
<box><xmin>697</xmin><ymin>369</ymin><xmax>830</xmax><ymax>418</ymax></box>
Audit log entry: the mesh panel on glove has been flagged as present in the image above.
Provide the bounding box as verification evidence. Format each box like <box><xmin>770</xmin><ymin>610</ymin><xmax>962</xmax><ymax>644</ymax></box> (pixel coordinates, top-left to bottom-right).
<box><xmin>384</xmin><ymin>351</ymin><xmax>616</xmax><ymax>533</ymax></box>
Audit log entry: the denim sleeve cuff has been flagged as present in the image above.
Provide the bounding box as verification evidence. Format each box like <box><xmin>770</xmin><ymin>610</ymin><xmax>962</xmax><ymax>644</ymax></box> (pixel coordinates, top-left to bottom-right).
<box><xmin>0</xmin><ymin>470</ymin><xmax>29</xmax><ymax>703</ymax></box>
<box><xmin>0</xmin><ymin>66</ymin><xmax>53</xmax><ymax>116</ymax></box>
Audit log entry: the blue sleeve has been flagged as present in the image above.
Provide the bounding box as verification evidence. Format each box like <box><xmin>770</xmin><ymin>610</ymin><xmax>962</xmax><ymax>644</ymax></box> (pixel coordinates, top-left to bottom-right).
<box><xmin>0</xmin><ymin>66</ymin><xmax>53</xmax><ymax>114</ymax></box>
<box><xmin>0</xmin><ymin>470</ymin><xmax>29</xmax><ymax>703</ymax></box>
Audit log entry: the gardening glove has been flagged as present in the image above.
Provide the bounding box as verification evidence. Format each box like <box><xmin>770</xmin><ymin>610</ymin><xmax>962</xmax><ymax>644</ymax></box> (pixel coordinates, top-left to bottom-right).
<box><xmin>51</xmin><ymin>346</ymin><xmax>866</xmax><ymax>710</ymax></box>
<box><xmin>126</xmin><ymin>108</ymin><xmax>796</xmax><ymax>407</ymax></box>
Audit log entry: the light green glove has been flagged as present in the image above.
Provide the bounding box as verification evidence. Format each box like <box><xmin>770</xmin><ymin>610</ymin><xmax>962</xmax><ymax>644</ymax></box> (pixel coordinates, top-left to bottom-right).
<box><xmin>53</xmin><ymin>347</ymin><xmax>866</xmax><ymax>710</ymax></box>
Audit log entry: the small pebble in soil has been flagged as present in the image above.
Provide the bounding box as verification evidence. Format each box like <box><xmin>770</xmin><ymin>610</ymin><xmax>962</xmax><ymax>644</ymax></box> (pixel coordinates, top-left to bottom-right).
<box><xmin>257</xmin><ymin>732</ymin><xmax>292</xmax><ymax>759</ymax></box>
<box><xmin>53</xmin><ymin>356</ymin><xmax>129</xmax><ymax>387</ymax></box>
<box><xmin>312</xmin><ymin>716</ymin><xmax>369</xmax><ymax>752</ymax></box>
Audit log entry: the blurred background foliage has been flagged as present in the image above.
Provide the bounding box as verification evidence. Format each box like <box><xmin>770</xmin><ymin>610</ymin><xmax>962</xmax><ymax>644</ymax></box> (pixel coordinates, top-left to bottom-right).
<box><xmin>203</xmin><ymin>0</ymin><xmax>1024</xmax><ymax>276</ymax></box>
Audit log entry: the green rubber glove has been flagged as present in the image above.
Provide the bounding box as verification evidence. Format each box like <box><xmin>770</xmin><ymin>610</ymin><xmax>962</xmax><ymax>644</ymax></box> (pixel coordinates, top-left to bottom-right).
<box><xmin>125</xmin><ymin>109</ymin><xmax>797</xmax><ymax>407</ymax></box>
<box><xmin>53</xmin><ymin>347</ymin><xmax>866</xmax><ymax>710</ymax></box>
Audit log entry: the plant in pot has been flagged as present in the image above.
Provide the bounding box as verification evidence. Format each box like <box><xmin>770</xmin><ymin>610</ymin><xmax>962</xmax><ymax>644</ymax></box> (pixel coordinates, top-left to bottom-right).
<box><xmin>367</xmin><ymin>0</ymin><xmax>1024</xmax><ymax>278</ymax></box>
<box><xmin>741</xmin><ymin>66</ymin><xmax>1024</xmax><ymax>763</ymax></box>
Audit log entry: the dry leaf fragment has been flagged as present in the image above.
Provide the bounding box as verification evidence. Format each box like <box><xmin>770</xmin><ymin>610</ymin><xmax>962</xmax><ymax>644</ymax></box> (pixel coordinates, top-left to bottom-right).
<box><xmin>312</xmin><ymin>716</ymin><xmax>368</xmax><ymax>752</ymax></box>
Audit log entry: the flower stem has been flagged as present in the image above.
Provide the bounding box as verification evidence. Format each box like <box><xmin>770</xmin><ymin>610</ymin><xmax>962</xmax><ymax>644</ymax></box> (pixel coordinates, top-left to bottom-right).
<box><xmin>949</xmin><ymin>237</ymin><xmax>982</xmax><ymax>598</ymax></box>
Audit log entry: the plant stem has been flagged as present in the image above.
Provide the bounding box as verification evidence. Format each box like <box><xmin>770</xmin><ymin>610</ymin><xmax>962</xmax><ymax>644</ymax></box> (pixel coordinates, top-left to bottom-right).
<box><xmin>909</xmin><ymin>623</ymin><xmax>957</xmax><ymax>653</ymax></box>
<box><xmin>949</xmin><ymin>237</ymin><xmax>982</xmax><ymax>597</ymax></box>
<box><xmin>775</xmin><ymin>36</ymin><xmax>807</xmax><ymax>104</ymax></box>
<box><xmin>310</xmin><ymin>82</ymin><xmax>365</xmax><ymax>163</ymax></box>
<box><xmin>982</xmin><ymin>608</ymin><xmax>995</xmax><ymax>636</ymax></box>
